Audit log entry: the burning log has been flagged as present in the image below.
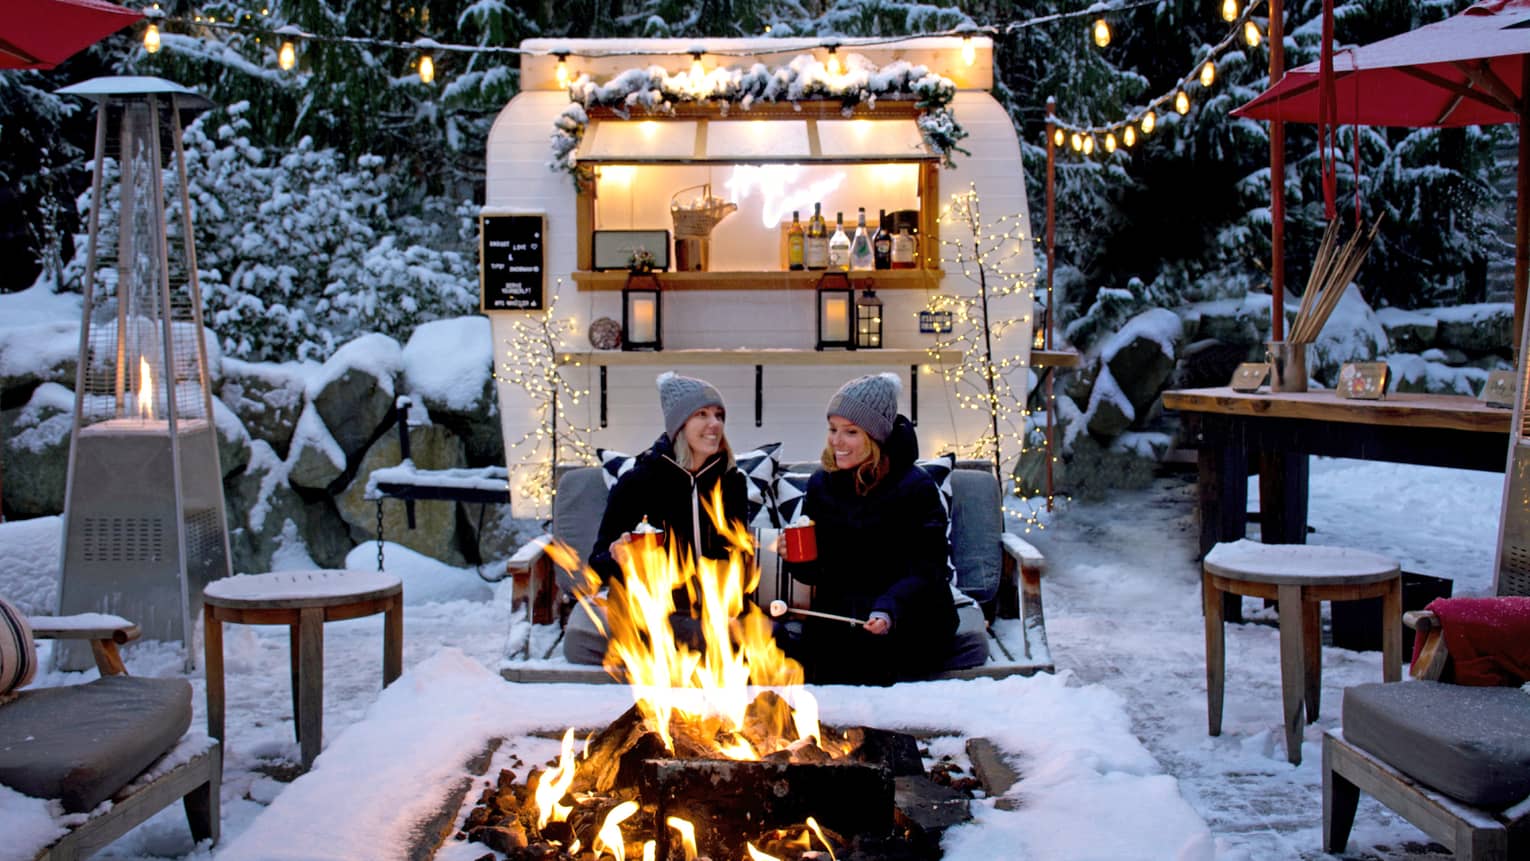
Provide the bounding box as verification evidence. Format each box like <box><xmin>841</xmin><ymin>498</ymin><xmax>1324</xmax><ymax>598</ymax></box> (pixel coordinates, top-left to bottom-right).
<box><xmin>571</xmin><ymin>704</ymin><xmax>671</xmax><ymax>795</ymax></box>
<box><xmin>641</xmin><ymin>758</ymin><xmax>893</xmax><ymax>861</ymax></box>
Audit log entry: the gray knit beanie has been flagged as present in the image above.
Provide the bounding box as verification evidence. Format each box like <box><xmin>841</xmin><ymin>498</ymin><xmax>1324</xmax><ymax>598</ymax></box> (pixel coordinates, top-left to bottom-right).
<box><xmin>657</xmin><ymin>372</ymin><xmax>725</xmax><ymax>439</ymax></box>
<box><xmin>827</xmin><ymin>372</ymin><xmax>901</xmax><ymax>443</ymax></box>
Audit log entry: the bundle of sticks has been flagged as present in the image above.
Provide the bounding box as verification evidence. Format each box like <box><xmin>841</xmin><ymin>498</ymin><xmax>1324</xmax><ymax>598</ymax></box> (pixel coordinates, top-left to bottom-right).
<box><xmin>1288</xmin><ymin>216</ymin><xmax>1385</xmax><ymax>344</ymax></box>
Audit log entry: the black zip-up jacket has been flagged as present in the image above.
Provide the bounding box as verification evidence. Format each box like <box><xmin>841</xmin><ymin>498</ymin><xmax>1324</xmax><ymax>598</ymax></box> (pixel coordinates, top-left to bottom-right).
<box><xmin>588</xmin><ymin>433</ymin><xmax>750</xmax><ymax>613</ymax></box>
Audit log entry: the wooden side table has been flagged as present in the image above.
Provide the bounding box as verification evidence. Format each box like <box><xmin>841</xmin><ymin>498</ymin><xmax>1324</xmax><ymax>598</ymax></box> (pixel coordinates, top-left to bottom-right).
<box><xmin>1203</xmin><ymin>540</ymin><xmax>1401</xmax><ymax>765</ymax></box>
<box><xmin>203</xmin><ymin>569</ymin><xmax>403</xmax><ymax>770</ymax></box>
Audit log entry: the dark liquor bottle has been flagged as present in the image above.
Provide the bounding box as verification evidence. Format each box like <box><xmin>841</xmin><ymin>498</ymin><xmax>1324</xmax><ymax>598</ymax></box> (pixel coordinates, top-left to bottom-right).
<box><xmin>872</xmin><ymin>209</ymin><xmax>892</xmax><ymax>270</ymax></box>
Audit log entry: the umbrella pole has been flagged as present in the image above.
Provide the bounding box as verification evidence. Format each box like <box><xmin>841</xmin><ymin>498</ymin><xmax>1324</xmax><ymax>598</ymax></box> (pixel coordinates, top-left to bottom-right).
<box><xmin>1516</xmin><ymin>68</ymin><xmax>1528</xmax><ymax>354</ymax></box>
<box><xmin>1270</xmin><ymin>0</ymin><xmax>1286</xmax><ymax>341</ymax></box>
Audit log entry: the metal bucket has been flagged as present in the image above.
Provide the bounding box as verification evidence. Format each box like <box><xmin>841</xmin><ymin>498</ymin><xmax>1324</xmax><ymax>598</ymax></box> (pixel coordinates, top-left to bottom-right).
<box><xmin>1266</xmin><ymin>341</ymin><xmax>1309</xmax><ymax>392</ymax></box>
<box><xmin>675</xmin><ymin>237</ymin><xmax>708</xmax><ymax>271</ymax></box>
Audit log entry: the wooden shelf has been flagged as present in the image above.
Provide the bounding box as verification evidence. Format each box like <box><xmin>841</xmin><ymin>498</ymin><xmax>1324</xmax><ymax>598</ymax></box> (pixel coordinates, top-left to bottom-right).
<box><xmin>571</xmin><ymin>269</ymin><xmax>943</xmax><ymax>291</ymax></box>
<box><xmin>559</xmin><ymin>349</ymin><xmax>964</xmax><ymax>366</ymax></box>
<box><xmin>1033</xmin><ymin>349</ymin><xmax>1082</xmax><ymax>368</ymax></box>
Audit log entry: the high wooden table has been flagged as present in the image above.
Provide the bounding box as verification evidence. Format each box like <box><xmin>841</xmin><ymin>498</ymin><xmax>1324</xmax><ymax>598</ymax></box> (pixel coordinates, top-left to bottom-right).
<box><xmin>1163</xmin><ymin>387</ymin><xmax>1510</xmax><ymax>558</ymax></box>
<box><xmin>203</xmin><ymin>570</ymin><xmax>403</xmax><ymax>769</ymax></box>
<box><xmin>1203</xmin><ymin>540</ymin><xmax>1401</xmax><ymax>765</ymax></box>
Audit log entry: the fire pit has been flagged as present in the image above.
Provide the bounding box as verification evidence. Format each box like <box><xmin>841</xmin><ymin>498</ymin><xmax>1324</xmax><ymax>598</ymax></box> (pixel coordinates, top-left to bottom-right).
<box><xmin>441</xmin><ymin>494</ymin><xmax>1001</xmax><ymax>860</ymax></box>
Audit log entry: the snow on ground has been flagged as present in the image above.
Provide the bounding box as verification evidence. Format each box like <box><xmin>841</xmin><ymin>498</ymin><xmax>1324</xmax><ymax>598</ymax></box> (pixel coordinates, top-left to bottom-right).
<box><xmin>0</xmin><ymin>457</ymin><xmax>1505</xmax><ymax>860</ymax></box>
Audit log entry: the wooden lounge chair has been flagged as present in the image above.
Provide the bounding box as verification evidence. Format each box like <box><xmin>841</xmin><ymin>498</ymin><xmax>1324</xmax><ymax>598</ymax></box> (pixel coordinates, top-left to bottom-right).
<box><xmin>1323</xmin><ymin>604</ymin><xmax>1530</xmax><ymax>861</ymax></box>
<box><xmin>501</xmin><ymin>460</ymin><xmax>1051</xmax><ymax>682</ymax></box>
<box><xmin>1</xmin><ymin>611</ymin><xmax>221</xmax><ymax>861</ymax></box>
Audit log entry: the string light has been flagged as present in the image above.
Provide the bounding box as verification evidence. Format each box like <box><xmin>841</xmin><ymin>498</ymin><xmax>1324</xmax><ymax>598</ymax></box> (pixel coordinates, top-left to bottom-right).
<box><xmin>1052</xmin><ymin>128</ymin><xmax>1064</xmax><ymax>147</ymax></box>
<box><xmin>1069</xmin><ymin>132</ymin><xmax>1083</xmax><ymax>152</ymax></box>
<box><xmin>1200</xmin><ymin>60</ymin><xmax>1215</xmax><ymax>88</ymax></box>
<box><xmin>1244</xmin><ymin>20</ymin><xmax>1262</xmax><ymax>46</ymax></box>
<box><xmin>1104</xmin><ymin>132</ymin><xmax>1117</xmax><ymax>153</ymax></box>
<box><xmin>1092</xmin><ymin>18</ymin><xmax>1111</xmax><ymax>48</ymax></box>
<box><xmin>690</xmin><ymin>51</ymin><xmax>705</xmax><ymax>78</ymax></box>
<box><xmin>1222</xmin><ymin>0</ymin><xmax>1239</xmax><ymax>22</ymax></box>
<box><xmin>1122</xmin><ymin>125</ymin><xmax>1136</xmax><ymax>147</ymax></box>
<box><xmin>144</xmin><ymin>23</ymin><xmax>161</xmax><ymax>54</ymax></box>
<box><xmin>1141</xmin><ymin>110</ymin><xmax>1156</xmax><ymax>134</ymax></box>
<box><xmin>825</xmin><ymin>44</ymin><xmax>842</xmax><ymax>76</ymax></box>
<box><xmin>555</xmin><ymin>53</ymin><xmax>570</xmax><ymax>88</ymax></box>
<box><xmin>278</xmin><ymin>40</ymin><xmax>296</xmax><ymax>70</ymax></box>
<box><xmin>1175</xmin><ymin>89</ymin><xmax>1190</xmax><ymax>114</ymax></box>
<box><xmin>418</xmin><ymin>53</ymin><xmax>434</xmax><ymax>84</ymax></box>
<box><xmin>961</xmin><ymin>34</ymin><xmax>976</xmax><ymax>67</ymax></box>
<box><xmin>1081</xmin><ymin>135</ymin><xmax>1095</xmax><ymax>155</ymax></box>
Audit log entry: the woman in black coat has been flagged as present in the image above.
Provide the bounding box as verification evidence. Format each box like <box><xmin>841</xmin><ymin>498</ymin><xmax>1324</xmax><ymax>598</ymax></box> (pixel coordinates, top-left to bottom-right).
<box><xmin>588</xmin><ymin>373</ymin><xmax>750</xmax><ymax>640</ymax></box>
<box><xmin>781</xmin><ymin>372</ymin><xmax>957</xmax><ymax>684</ymax></box>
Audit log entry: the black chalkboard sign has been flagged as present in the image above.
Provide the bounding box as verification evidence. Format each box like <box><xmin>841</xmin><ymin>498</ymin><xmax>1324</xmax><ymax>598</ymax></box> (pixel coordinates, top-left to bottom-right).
<box><xmin>479</xmin><ymin>214</ymin><xmax>546</xmax><ymax>311</ymax></box>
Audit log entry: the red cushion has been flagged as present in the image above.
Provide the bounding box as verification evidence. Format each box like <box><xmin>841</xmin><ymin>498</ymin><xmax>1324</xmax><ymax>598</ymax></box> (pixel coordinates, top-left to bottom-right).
<box><xmin>1423</xmin><ymin>596</ymin><xmax>1530</xmax><ymax>687</ymax></box>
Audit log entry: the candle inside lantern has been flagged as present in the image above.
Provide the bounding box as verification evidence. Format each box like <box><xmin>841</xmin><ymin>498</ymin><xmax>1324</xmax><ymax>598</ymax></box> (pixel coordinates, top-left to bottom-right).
<box><xmin>630</xmin><ymin>296</ymin><xmax>657</xmax><ymax>343</ymax></box>
<box><xmin>823</xmin><ymin>296</ymin><xmax>849</xmax><ymax>342</ymax></box>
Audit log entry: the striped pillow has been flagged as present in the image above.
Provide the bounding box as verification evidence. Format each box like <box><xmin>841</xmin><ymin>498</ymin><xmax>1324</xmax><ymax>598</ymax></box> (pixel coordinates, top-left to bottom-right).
<box><xmin>0</xmin><ymin>597</ymin><xmax>37</xmax><ymax>695</ymax></box>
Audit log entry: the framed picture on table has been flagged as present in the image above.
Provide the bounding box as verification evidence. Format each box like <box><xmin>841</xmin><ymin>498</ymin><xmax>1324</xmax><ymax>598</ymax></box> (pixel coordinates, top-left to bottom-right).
<box><xmin>1338</xmin><ymin>362</ymin><xmax>1389</xmax><ymax>400</ymax></box>
<box><xmin>1229</xmin><ymin>362</ymin><xmax>1270</xmax><ymax>393</ymax></box>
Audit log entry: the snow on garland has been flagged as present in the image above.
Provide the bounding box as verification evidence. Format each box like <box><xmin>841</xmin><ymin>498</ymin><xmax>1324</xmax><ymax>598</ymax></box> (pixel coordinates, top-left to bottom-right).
<box><xmin>548</xmin><ymin>52</ymin><xmax>969</xmax><ymax>186</ymax></box>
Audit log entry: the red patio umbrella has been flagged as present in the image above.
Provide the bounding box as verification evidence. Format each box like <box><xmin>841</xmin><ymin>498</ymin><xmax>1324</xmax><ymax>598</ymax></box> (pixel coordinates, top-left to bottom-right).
<box><xmin>0</xmin><ymin>0</ymin><xmax>144</xmax><ymax>70</ymax></box>
<box><xmin>1233</xmin><ymin>0</ymin><xmax>1530</xmax><ymax>338</ymax></box>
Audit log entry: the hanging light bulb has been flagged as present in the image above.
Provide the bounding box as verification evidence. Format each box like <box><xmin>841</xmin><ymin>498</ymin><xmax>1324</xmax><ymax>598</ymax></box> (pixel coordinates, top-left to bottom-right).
<box><xmin>1175</xmin><ymin>89</ymin><xmax>1190</xmax><ymax>114</ymax></box>
<box><xmin>1092</xmin><ymin>18</ymin><xmax>1111</xmax><ymax>48</ymax></box>
<box><xmin>825</xmin><ymin>45</ymin><xmax>842</xmax><ymax>76</ymax></box>
<box><xmin>1222</xmin><ymin>0</ymin><xmax>1239</xmax><ymax>22</ymax></box>
<box><xmin>1052</xmin><ymin>128</ymin><xmax>1065</xmax><ymax>147</ymax></box>
<box><xmin>1141</xmin><ymin>110</ymin><xmax>1156</xmax><ymax>134</ymax></box>
<box><xmin>419</xmin><ymin>54</ymin><xmax>435</xmax><ymax>84</ymax></box>
<box><xmin>144</xmin><ymin>23</ymin><xmax>161</xmax><ymax>54</ymax></box>
<box><xmin>1123</xmin><ymin>125</ymin><xmax>1137</xmax><ymax>147</ymax></box>
<box><xmin>690</xmin><ymin>51</ymin><xmax>705</xmax><ymax>79</ymax></box>
<box><xmin>278</xmin><ymin>40</ymin><xmax>296</xmax><ymax>71</ymax></box>
<box><xmin>1104</xmin><ymin>132</ymin><xmax>1117</xmax><ymax>153</ymax></box>
<box><xmin>1082</xmin><ymin>135</ymin><xmax>1095</xmax><ymax>155</ymax></box>
<box><xmin>1069</xmin><ymin>132</ymin><xmax>1083</xmax><ymax>152</ymax></box>
<box><xmin>555</xmin><ymin>53</ymin><xmax>570</xmax><ymax>89</ymax></box>
<box><xmin>1200</xmin><ymin>60</ymin><xmax>1216</xmax><ymax>88</ymax></box>
<box><xmin>961</xmin><ymin>34</ymin><xmax>976</xmax><ymax>67</ymax></box>
<box><xmin>1244</xmin><ymin>20</ymin><xmax>1262</xmax><ymax>47</ymax></box>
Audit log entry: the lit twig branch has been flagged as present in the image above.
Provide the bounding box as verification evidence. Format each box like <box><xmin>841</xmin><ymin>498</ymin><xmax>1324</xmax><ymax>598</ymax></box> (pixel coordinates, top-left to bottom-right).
<box><xmin>494</xmin><ymin>286</ymin><xmax>595</xmax><ymax>514</ymax></box>
<box><xmin>926</xmin><ymin>185</ymin><xmax>1051</xmax><ymax>529</ymax></box>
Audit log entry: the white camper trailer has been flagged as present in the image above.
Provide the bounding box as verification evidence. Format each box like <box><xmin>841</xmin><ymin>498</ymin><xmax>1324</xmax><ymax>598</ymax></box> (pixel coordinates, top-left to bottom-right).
<box><xmin>484</xmin><ymin>36</ymin><xmax>1044</xmax><ymax>515</ymax></box>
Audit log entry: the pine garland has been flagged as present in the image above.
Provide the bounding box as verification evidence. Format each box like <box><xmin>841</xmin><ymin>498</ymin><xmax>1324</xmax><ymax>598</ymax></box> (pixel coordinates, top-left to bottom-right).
<box><xmin>549</xmin><ymin>52</ymin><xmax>969</xmax><ymax>186</ymax></box>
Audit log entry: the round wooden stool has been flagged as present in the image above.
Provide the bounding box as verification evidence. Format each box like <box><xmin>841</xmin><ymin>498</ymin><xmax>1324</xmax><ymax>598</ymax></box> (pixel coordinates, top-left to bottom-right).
<box><xmin>1202</xmin><ymin>540</ymin><xmax>1401</xmax><ymax>765</ymax></box>
<box><xmin>203</xmin><ymin>569</ymin><xmax>403</xmax><ymax>770</ymax></box>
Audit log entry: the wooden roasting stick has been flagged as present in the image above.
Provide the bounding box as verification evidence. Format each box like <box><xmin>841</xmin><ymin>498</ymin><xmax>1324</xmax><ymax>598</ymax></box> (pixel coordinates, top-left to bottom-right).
<box><xmin>1291</xmin><ymin>216</ymin><xmax>1384</xmax><ymax>344</ymax></box>
<box><xmin>1293</xmin><ymin>220</ymin><xmax>1340</xmax><ymax>336</ymax></box>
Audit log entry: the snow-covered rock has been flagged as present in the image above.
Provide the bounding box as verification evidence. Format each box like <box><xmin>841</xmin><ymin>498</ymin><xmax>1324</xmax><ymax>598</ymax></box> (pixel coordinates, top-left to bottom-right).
<box><xmin>0</xmin><ymin>515</ymin><xmax>62</xmax><ymax>614</ymax></box>
<box><xmin>335</xmin><ymin>423</ymin><xmax>468</xmax><ymax>566</ymax></box>
<box><xmin>0</xmin><ymin>320</ymin><xmax>78</xmax><ymax>395</ymax></box>
<box><xmin>1187</xmin><ymin>293</ymin><xmax>1270</xmax><ymax>346</ymax></box>
<box><xmin>2</xmin><ymin>383</ymin><xmax>73</xmax><ymax>517</ymax></box>
<box><xmin>1101</xmin><ymin>308</ymin><xmax>1182</xmax><ymax>422</ymax></box>
<box><xmin>402</xmin><ymin>316</ymin><xmax>502</xmax><ymax>465</ymax></box>
<box><xmin>218</xmin><ymin>357</ymin><xmax>310</xmax><ymax>459</ymax></box>
<box><xmin>1385</xmin><ymin>353</ymin><xmax>1487</xmax><ymax>396</ymax></box>
<box><xmin>286</xmin><ymin>403</ymin><xmax>346</xmax><ymax>491</ymax></box>
<box><xmin>1375</xmin><ymin>306</ymin><xmax>1437</xmax><ymax>354</ymax></box>
<box><xmin>1425</xmin><ymin>302</ymin><xmax>1513</xmax><ymax>355</ymax></box>
<box><xmin>308</xmin><ymin>333</ymin><xmax>403</xmax><ymax>462</ymax></box>
<box><xmin>211</xmin><ymin>396</ymin><xmax>252</xmax><ymax>478</ymax></box>
<box><xmin>1306</xmin><ymin>284</ymin><xmax>1389</xmax><ymax>384</ymax></box>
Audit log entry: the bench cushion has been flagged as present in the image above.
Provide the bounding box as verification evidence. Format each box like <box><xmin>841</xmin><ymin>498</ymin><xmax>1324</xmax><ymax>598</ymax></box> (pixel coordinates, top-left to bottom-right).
<box><xmin>0</xmin><ymin>675</ymin><xmax>192</xmax><ymax>812</ymax></box>
<box><xmin>1343</xmin><ymin>679</ymin><xmax>1530</xmax><ymax>810</ymax></box>
<box><xmin>948</xmin><ymin>470</ymin><xmax>1002</xmax><ymax>603</ymax></box>
<box><xmin>551</xmin><ymin>468</ymin><xmax>611</xmax><ymax>594</ymax></box>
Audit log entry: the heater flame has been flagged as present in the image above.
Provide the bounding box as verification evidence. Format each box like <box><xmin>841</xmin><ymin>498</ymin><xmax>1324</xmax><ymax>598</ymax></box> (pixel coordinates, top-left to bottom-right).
<box><xmin>593</xmin><ymin>800</ymin><xmax>639</xmax><ymax>861</ymax></box>
<box><xmin>545</xmin><ymin>481</ymin><xmax>821</xmax><ymax>760</ymax></box>
<box><xmin>137</xmin><ymin>357</ymin><xmax>155</xmax><ymax>420</ymax></box>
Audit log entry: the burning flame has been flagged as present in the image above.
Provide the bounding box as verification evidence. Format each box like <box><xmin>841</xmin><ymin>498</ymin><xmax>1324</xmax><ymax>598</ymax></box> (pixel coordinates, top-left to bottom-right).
<box><xmin>666</xmin><ymin>816</ymin><xmax>698</xmax><ymax>861</ymax></box>
<box><xmin>545</xmin><ymin>481</ymin><xmax>821</xmax><ymax>759</ymax></box>
<box><xmin>593</xmin><ymin>800</ymin><xmax>639</xmax><ymax>861</ymax></box>
<box><xmin>806</xmin><ymin>816</ymin><xmax>838</xmax><ymax>861</ymax></box>
<box><xmin>746</xmin><ymin>843</ymin><xmax>783</xmax><ymax>861</ymax></box>
<box><xmin>137</xmin><ymin>357</ymin><xmax>155</xmax><ymax>420</ymax></box>
<box><xmin>533</xmin><ymin>728</ymin><xmax>579</xmax><ymax>828</ymax></box>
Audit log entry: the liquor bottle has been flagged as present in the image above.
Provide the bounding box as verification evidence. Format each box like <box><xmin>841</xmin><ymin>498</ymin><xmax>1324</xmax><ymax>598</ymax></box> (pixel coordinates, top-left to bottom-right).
<box><xmin>787</xmin><ymin>211</ymin><xmax>805</xmax><ymax>271</ymax></box>
<box><xmin>872</xmin><ymin>209</ymin><xmax>893</xmax><ymax>270</ymax></box>
<box><xmin>891</xmin><ymin>225</ymin><xmax>916</xmax><ymax>269</ymax></box>
<box><xmin>828</xmin><ymin>211</ymin><xmax>851</xmax><ymax>271</ymax></box>
<box><xmin>805</xmin><ymin>203</ymin><xmax>829</xmax><ymax>270</ymax></box>
<box><xmin>849</xmin><ymin>207</ymin><xmax>874</xmax><ymax>270</ymax></box>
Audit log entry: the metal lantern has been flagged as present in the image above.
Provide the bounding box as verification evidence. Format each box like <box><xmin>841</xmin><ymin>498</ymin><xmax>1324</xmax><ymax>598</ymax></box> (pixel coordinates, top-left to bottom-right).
<box><xmin>815</xmin><ymin>271</ymin><xmax>855</xmax><ymax>350</ymax></box>
<box><xmin>855</xmin><ymin>288</ymin><xmax>884</xmax><ymax>349</ymax></box>
<box><xmin>54</xmin><ymin>77</ymin><xmax>229</xmax><ymax>669</ymax></box>
<box><xmin>622</xmin><ymin>272</ymin><xmax>663</xmax><ymax>351</ymax></box>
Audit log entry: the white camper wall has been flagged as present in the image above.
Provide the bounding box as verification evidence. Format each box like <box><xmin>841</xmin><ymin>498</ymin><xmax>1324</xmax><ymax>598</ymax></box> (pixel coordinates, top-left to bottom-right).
<box><xmin>485</xmin><ymin>55</ymin><xmax>1035</xmax><ymax>517</ymax></box>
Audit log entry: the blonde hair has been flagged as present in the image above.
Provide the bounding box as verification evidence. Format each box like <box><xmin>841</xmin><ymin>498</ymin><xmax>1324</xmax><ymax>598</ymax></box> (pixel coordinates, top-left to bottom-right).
<box><xmin>673</xmin><ymin>433</ymin><xmax>735</xmax><ymax>472</ymax></box>
<box><xmin>821</xmin><ymin>437</ymin><xmax>889</xmax><ymax>496</ymax></box>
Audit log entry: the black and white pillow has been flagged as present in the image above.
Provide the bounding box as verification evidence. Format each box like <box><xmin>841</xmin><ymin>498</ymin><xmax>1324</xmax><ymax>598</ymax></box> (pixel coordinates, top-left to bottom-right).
<box><xmin>773</xmin><ymin>470</ymin><xmax>813</xmax><ymax>527</ymax></box>
<box><xmin>597</xmin><ymin>444</ymin><xmax>780</xmax><ymax>529</ymax></box>
<box><xmin>1</xmin><ymin>596</ymin><xmax>37</xmax><ymax>696</ymax></box>
<box><xmin>915</xmin><ymin>453</ymin><xmax>958</xmax><ymax>582</ymax></box>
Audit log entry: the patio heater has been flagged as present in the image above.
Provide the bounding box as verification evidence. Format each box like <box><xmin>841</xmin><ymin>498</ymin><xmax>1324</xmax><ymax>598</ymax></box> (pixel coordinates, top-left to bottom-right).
<box><xmin>54</xmin><ymin>77</ymin><xmax>230</xmax><ymax>669</ymax></box>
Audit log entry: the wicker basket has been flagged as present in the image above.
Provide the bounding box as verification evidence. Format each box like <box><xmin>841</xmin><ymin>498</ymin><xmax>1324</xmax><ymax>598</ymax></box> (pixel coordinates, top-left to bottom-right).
<box><xmin>670</xmin><ymin>184</ymin><xmax>737</xmax><ymax>238</ymax></box>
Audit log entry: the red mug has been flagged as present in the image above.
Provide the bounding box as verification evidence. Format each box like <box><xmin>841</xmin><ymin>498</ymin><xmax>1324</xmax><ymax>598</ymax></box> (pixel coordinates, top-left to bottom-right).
<box><xmin>781</xmin><ymin>523</ymin><xmax>817</xmax><ymax>563</ymax></box>
<box><xmin>624</xmin><ymin>530</ymin><xmax>662</xmax><ymax>554</ymax></box>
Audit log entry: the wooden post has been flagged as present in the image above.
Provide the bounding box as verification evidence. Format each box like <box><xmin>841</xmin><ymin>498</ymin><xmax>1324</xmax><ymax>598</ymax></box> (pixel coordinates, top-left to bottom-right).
<box><xmin>1045</xmin><ymin>97</ymin><xmax>1057</xmax><ymax>510</ymax></box>
<box><xmin>1270</xmin><ymin>0</ymin><xmax>1286</xmax><ymax>341</ymax></box>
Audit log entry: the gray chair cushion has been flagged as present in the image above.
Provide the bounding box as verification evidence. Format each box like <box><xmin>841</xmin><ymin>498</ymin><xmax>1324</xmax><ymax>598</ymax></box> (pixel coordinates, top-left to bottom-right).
<box><xmin>0</xmin><ymin>675</ymin><xmax>192</xmax><ymax>813</ymax></box>
<box><xmin>949</xmin><ymin>469</ymin><xmax>1002</xmax><ymax>603</ymax></box>
<box><xmin>1343</xmin><ymin>679</ymin><xmax>1530</xmax><ymax>810</ymax></box>
<box><xmin>551</xmin><ymin>467</ymin><xmax>611</xmax><ymax>594</ymax></box>
<box><xmin>564</xmin><ymin>601</ymin><xmax>609</xmax><ymax>666</ymax></box>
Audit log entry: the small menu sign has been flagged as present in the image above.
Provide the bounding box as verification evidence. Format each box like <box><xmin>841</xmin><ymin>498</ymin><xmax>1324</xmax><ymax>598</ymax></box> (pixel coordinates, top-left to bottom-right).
<box><xmin>480</xmin><ymin>213</ymin><xmax>546</xmax><ymax>311</ymax></box>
